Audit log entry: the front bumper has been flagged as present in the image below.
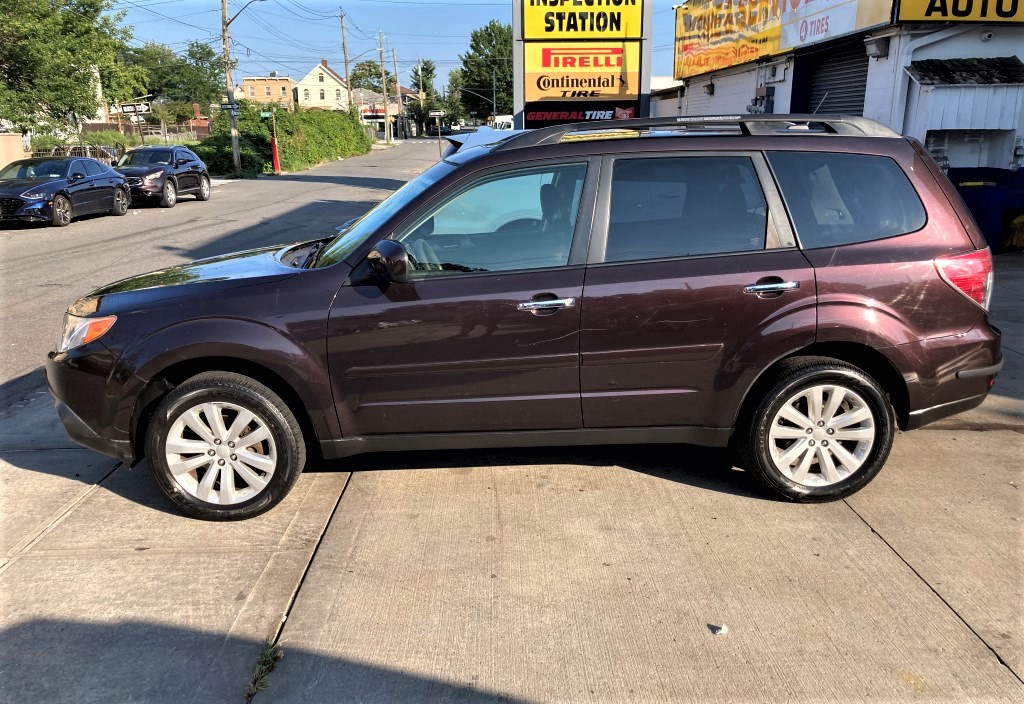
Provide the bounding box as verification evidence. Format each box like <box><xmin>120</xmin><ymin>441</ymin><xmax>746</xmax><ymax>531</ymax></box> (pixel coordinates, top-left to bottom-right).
<box><xmin>46</xmin><ymin>347</ymin><xmax>135</xmax><ymax>466</ymax></box>
<box><xmin>0</xmin><ymin>197</ymin><xmax>52</xmax><ymax>223</ymax></box>
<box><xmin>124</xmin><ymin>177</ymin><xmax>163</xmax><ymax>197</ymax></box>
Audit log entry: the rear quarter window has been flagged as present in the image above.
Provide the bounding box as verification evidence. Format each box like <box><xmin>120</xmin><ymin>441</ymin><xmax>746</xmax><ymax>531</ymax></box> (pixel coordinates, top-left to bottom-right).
<box><xmin>767</xmin><ymin>152</ymin><xmax>926</xmax><ymax>248</ymax></box>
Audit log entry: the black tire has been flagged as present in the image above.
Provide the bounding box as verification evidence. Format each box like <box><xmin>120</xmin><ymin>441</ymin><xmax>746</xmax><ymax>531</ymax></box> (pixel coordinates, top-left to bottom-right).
<box><xmin>736</xmin><ymin>357</ymin><xmax>895</xmax><ymax>503</ymax></box>
<box><xmin>145</xmin><ymin>372</ymin><xmax>306</xmax><ymax>520</ymax></box>
<box><xmin>159</xmin><ymin>179</ymin><xmax>177</xmax><ymax>208</ymax></box>
<box><xmin>111</xmin><ymin>187</ymin><xmax>129</xmax><ymax>216</ymax></box>
<box><xmin>196</xmin><ymin>175</ymin><xmax>211</xmax><ymax>201</ymax></box>
<box><xmin>51</xmin><ymin>194</ymin><xmax>72</xmax><ymax>227</ymax></box>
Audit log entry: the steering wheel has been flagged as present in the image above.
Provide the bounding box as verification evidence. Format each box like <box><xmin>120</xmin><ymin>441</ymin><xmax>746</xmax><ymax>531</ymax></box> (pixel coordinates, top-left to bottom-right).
<box><xmin>410</xmin><ymin>238</ymin><xmax>443</xmax><ymax>271</ymax></box>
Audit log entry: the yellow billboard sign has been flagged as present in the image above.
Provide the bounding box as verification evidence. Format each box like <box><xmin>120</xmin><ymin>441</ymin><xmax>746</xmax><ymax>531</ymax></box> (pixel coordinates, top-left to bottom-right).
<box><xmin>525</xmin><ymin>42</ymin><xmax>642</xmax><ymax>101</ymax></box>
<box><xmin>898</xmin><ymin>0</ymin><xmax>1023</xmax><ymax>22</ymax></box>
<box><xmin>524</xmin><ymin>0</ymin><xmax>645</xmax><ymax>40</ymax></box>
<box><xmin>674</xmin><ymin>0</ymin><xmax>894</xmax><ymax>80</ymax></box>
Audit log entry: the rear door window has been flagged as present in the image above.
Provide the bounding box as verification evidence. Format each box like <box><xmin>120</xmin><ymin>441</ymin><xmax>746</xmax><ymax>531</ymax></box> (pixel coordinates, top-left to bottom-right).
<box><xmin>84</xmin><ymin>160</ymin><xmax>106</xmax><ymax>177</ymax></box>
<box><xmin>604</xmin><ymin>156</ymin><xmax>768</xmax><ymax>263</ymax></box>
<box><xmin>767</xmin><ymin>152</ymin><xmax>926</xmax><ymax>248</ymax></box>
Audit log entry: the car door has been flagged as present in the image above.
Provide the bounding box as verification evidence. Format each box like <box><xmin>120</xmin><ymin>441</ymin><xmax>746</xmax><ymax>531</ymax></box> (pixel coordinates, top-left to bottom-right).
<box><xmin>83</xmin><ymin>160</ymin><xmax>113</xmax><ymax>210</ymax></box>
<box><xmin>326</xmin><ymin>158</ymin><xmax>597</xmax><ymax>437</ymax></box>
<box><xmin>579</xmin><ymin>151</ymin><xmax>817</xmax><ymax>431</ymax></box>
<box><xmin>66</xmin><ymin>160</ymin><xmax>95</xmax><ymax>213</ymax></box>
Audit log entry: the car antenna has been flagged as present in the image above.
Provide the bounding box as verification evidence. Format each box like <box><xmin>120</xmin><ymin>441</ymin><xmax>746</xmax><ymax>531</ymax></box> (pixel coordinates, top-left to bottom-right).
<box><xmin>812</xmin><ymin>92</ymin><xmax>829</xmax><ymax>114</ymax></box>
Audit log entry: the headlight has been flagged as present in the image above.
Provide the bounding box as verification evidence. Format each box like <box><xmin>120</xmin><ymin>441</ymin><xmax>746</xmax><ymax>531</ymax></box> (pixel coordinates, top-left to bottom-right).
<box><xmin>144</xmin><ymin>171</ymin><xmax>164</xmax><ymax>181</ymax></box>
<box><xmin>21</xmin><ymin>188</ymin><xmax>50</xmax><ymax>199</ymax></box>
<box><xmin>57</xmin><ymin>314</ymin><xmax>117</xmax><ymax>353</ymax></box>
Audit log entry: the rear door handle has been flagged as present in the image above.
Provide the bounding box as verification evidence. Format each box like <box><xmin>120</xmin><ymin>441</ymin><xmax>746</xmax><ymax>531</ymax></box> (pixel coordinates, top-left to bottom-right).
<box><xmin>517</xmin><ymin>297</ymin><xmax>576</xmax><ymax>311</ymax></box>
<box><xmin>743</xmin><ymin>281</ymin><xmax>800</xmax><ymax>294</ymax></box>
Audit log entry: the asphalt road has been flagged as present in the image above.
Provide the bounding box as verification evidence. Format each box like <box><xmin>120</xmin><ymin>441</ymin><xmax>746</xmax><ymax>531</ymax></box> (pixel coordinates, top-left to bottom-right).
<box><xmin>0</xmin><ymin>141</ymin><xmax>439</xmax><ymax>403</ymax></box>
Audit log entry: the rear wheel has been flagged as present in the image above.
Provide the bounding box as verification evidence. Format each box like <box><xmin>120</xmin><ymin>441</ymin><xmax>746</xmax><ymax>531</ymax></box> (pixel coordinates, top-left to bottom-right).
<box><xmin>145</xmin><ymin>372</ymin><xmax>306</xmax><ymax>520</ymax></box>
<box><xmin>159</xmin><ymin>180</ymin><xmax>176</xmax><ymax>208</ymax></box>
<box><xmin>196</xmin><ymin>175</ymin><xmax>211</xmax><ymax>201</ymax></box>
<box><xmin>51</xmin><ymin>195</ymin><xmax>72</xmax><ymax>227</ymax></box>
<box><xmin>111</xmin><ymin>187</ymin><xmax>129</xmax><ymax>216</ymax></box>
<box><xmin>737</xmin><ymin>357</ymin><xmax>895</xmax><ymax>502</ymax></box>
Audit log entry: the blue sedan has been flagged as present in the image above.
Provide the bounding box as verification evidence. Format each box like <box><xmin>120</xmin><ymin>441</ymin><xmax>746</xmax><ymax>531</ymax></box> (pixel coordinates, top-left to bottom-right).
<box><xmin>0</xmin><ymin>157</ymin><xmax>131</xmax><ymax>227</ymax></box>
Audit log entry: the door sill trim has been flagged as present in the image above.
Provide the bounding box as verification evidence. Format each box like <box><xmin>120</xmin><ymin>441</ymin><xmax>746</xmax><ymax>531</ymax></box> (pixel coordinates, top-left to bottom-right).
<box><xmin>321</xmin><ymin>426</ymin><xmax>733</xmax><ymax>459</ymax></box>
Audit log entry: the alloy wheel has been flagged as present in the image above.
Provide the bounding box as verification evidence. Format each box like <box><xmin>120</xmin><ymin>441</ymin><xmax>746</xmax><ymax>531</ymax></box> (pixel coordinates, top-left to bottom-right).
<box><xmin>164</xmin><ymin>401</ymin><xmax>277</xmax><ymax>505</ymax></box>
<box><xmin>767</xmin><ymin>384</ymin><xmax>876</xmax><ymax>487</ymax></box>
<box><xmin>53</xmin><ymin>197</ymin><xmax>70</xmax><ymax>225</ymax></box>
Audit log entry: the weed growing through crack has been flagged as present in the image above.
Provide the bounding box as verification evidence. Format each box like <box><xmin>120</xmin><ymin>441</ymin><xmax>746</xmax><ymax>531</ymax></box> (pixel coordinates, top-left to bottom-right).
<box><xmin>245</xmin><ymin>638</ymin><xmax>283</xmax><ymax>702</ymax></box>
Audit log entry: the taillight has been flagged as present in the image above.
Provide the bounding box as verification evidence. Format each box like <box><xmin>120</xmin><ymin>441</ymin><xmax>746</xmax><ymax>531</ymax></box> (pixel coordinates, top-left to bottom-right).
<box><xmin>935</xmin><ymin>249</ymin><xmax>993</xmax><ymax>310</ymax></box>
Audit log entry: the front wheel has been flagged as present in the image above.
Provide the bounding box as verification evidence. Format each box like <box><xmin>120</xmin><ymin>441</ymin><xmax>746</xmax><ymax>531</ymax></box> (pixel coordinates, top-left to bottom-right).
<box><xmin>51</xmin><ymin>195</ymin><xmax>72</xmax><ymax>227</ymax></box>
<box><xmin>146</xmin><ymin>372</ymin><xmax>306</xmax><ymax>520</ymax></box>
<box><xmin>737</xmin><ymin>357</ymin><xmax>895</xmax><ymax>502</ymax></box>
<box><xmin>159</xmin><ymin>180</ymin><xmax>176</xmax><ymax>208</ymax></box>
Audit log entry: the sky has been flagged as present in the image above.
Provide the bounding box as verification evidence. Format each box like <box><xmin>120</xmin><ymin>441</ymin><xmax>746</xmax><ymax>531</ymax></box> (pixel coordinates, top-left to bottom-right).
<box><xmin>111</xmin><ymin>0</ymin><xmax>681</xmax><ymax>92</ymax></box>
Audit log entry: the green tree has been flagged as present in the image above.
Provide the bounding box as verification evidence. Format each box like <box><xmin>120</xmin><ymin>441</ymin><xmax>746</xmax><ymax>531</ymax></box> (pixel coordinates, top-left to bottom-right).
<box><xmin>0</xmin><ymin>0</ymin><xmax>136</xmax><ymax>133</ymax></box>
<box><xmin>411</xmin><ymin>59</ymin><xmax>437</xmax><ymax>99</ymax></box>
<box><xmin>458</xmin><ymin>20</ymin><xmax>513</xmax><ymax>118</ymax></box>
<box><xmin>441</xmin><ymin>69</ymin><xmax>467</xmax><ymax>125</ymax></box>
<box><xmin>127</xmin><ymin>41</ymin><xmax>224</xmax><ymax>108</ymax></box>
<box><xmin>349</xmin><ymin>59</ymin><xmax>396</xmax><ymax>95</ymax></box>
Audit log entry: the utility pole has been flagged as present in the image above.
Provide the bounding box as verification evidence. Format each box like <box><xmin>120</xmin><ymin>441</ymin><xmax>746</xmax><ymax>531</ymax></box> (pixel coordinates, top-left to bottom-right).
<box><xmin>221</xmin><ymin>0</ymin><xmax>241</xmax><ymax>174</ymax></box>
<box><xmin>492</xmin><ymin>65</ymin><xmax>497</xmax><ymax>119</ymax></box>
<box><xmin>392</xmin><ymin>47</ymin><xmax>402</xmax><ymax>140</ymax></box>
<box><xmin>418</xmin><ymin>58</ymin><xmax>425</xmax><ymax>106</ymax></box>
<box><xmin>340</xmin><ymin>9</ymin><xmax>353</xmax><ymax>109</ymax></box>
<box><xmin>378</xmin><ymin>31</ymin><xmax>391</xmax><ymax>144</ymax></box>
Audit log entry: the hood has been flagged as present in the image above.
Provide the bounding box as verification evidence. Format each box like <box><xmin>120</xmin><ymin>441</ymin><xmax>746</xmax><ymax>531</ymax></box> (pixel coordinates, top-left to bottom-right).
<box><xmin>114</xmin><ymin>166</ymin><xmax>163</xmax><ymax>177</ymax></box>
<box><xmin>0</xmin><ymin>178</ymin><xmax>58</xmax><ymax>194</ymax></box>
<box><xmin>74</xmin><ymin>244</ymin><xmax>302</xmax><ymax>314</ymax></box>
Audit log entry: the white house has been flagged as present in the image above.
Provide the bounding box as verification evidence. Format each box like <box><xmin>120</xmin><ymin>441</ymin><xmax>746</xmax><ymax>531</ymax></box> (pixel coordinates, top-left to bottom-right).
<box><xmin>296</xmin><ymin>59</ymin><xmax>350</xmax><ymax>111</ymax></box>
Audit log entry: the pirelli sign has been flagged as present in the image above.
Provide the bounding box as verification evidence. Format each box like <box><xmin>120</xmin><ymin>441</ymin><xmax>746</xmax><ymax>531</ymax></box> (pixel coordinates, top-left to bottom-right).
<box><xmin>525</xmin><ymin>43</ymin><xmax>641</xmax><ymax>101</ymax></box>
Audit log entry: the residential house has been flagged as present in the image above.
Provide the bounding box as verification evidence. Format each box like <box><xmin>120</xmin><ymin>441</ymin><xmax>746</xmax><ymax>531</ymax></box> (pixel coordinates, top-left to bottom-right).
<box><xmin>296</xmin><ymin>59</ymin><xmax>350</xmax><ymax>111</ymax></box>
<box><xmin>239</xmin><ymin>74</ymin><xmax>296</xmax><ymax>110</ymax></box>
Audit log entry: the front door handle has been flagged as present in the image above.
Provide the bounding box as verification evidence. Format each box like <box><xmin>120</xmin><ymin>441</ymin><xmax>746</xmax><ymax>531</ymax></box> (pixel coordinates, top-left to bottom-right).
<box><xmin>743</xmin><ymin>281</ymin><xmax>800</xmax><ymax>294</ymax></box>
<box><xmin>517</xmin><ymin>297</ymin><xmax>576</xmax><ymax>311</ymax></box>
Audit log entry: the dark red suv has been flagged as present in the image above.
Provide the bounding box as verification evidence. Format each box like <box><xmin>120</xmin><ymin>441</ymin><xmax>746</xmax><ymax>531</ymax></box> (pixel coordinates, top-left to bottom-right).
<box><xmin>46</xmin><ymin>115</ymin><xmax>1002</xmax><ymax>520</ymax></box>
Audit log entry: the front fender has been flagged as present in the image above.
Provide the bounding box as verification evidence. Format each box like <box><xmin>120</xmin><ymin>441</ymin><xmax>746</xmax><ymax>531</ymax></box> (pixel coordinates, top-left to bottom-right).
<box><xmin>109</xmin><ymin>317</ymin><xmax>339</xmax><ymax>448</ymax></box>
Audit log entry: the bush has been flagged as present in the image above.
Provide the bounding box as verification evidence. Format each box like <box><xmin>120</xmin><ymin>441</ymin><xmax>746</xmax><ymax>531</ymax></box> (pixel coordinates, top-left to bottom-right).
<box><xmin>79</xmin><ymin>130</ymin><xmax>141</xmax><ymax>149</ymax></box>
<box><xmin>195</xmin><ymin>101</ymin><xmax>372</xmax><ymax>176</ymax></box>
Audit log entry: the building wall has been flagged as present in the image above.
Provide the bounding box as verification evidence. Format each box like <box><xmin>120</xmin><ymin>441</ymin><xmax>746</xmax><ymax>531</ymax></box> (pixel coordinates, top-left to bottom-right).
<box><xmin>240</xmin><ymin>78</ymin><xmax>296</xmax><ymax>109</ymax></box>
<box><xmin>296</xmin><ymin>68</ymin><xmax>349</xmax><ymax>111</ymax></box>
<box><xmin>0</xmin><ymin>134</ymin><xmax>30</xmax><ymax>168</ymax></box>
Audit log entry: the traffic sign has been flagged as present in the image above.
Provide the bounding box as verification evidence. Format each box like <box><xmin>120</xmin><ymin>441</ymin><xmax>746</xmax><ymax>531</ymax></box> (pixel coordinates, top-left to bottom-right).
<box><xmin>221</xmin><ymin>103</ymin><xmax>239</xmax><ymax>111</ymax></box>
<box><xmin>428</xmin><ymin>109</ymin><xmax>445</xmax><ymax>117</ymax></box>
<box><xmin>119</xmin><ymin>103</ymin><xmax>151</xmax><ymax>114</ymax></box>
<box><xmin>259</xmin><ymin>111</ymin><xmax>273</xmax><ymax>118</ymax></box>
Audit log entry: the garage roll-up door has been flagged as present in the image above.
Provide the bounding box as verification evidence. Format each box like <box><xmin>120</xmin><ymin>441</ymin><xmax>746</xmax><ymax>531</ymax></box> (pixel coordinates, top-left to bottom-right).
<box><xmin>807</xmin><ymin>42</ymin><xmax>869</xmax><ymax>115</ymax></box>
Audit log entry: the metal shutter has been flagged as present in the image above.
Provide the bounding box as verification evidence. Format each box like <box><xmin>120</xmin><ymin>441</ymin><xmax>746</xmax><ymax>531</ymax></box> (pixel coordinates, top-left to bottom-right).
<box><xmin>807</xmin><ymin>43</ymin><xmax>869</xmax><ymax>115</ymax></box>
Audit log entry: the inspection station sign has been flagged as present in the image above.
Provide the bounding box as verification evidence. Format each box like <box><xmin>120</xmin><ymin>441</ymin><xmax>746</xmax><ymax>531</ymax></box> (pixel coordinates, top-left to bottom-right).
<box><xmin>525</xmin><ymin>42</ymin><xmax>641</xmax><ymax>101</ymax></box>
<box><xmin>524</xmin><ymin>0</ymin><xmax>645</xmax><ymax>40</ymax></box>
<box><xmin>898</xmin><ymin>0</ymin><xmax>1024</xmax><ymax>22</ymax></box>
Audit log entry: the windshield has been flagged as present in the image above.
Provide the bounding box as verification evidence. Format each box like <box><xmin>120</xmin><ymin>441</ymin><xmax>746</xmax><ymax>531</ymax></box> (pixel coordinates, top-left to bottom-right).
<box><xmin>0</xmin><ymin>160</ymin><xmax>67</xmax><ymax>180</ymax></box>
<box><xmin>118</xmin><ymin>150</ymin><xmax>172</xmax><ymax>167</ymax></box>
<box><xmin>313</xmin><ymin>160</ymin><xmax>456</xmax><ymax>268</ymax></box>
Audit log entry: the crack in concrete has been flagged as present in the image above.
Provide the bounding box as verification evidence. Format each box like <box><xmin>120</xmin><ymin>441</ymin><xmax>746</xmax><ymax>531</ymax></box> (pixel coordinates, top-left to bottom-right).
<box><xmin>843</xmin><ymin>499</ymin><xmax>1024</xmax><ymax>687</ymax></box>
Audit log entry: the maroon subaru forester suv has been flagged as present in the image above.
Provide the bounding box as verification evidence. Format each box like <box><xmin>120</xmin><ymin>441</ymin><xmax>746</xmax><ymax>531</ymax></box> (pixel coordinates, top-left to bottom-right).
<box><xmin>46</xmin><ymin>115</ymin><xmax>1002</xmax><ymax>520</ymax></box>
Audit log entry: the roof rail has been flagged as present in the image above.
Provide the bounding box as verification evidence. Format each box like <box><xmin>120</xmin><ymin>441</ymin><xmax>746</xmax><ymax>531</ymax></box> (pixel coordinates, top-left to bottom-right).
<box><xmin>493</xmin><ymin>114</ymin><xmax>900</xmax><ymax>152</ymax></box>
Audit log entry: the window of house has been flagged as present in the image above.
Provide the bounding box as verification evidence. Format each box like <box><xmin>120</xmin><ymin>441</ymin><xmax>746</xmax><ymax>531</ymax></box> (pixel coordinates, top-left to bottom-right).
<box><xmin>303</xmin><ymin>89</ymin><xmax>309</xmax><ymax>100</ymax></box>
<box><xmin>604</xmin><ymin>156</ymin><xmax>768</xmax><ymax>262</ymax></box>
<box><xmin>395</xmin><ymin>163</ymin><xmax>588</xmax><ymax>276</ymax></box>
<box><xmin>767</xmin><ymin>152</ymin><xmax>927</xmax><ymax>248</ymax></box>
<box><xmin>281</xmin><ymin>86</ymin><xmax>287</xmax><ymax>96</ymax></box>
<box><xmin>319</xmin><ymin>89</ymin><xmax>325</xmax><ymax>100</ymax></box>
<box><xmin>249</xmin><ymin>86</ymin><xmax>255</xmax><ymax>97</ymax></box>
<box><xmin>319</xmin><ymin>73</ymin><xmax>324</xmax><ymax>82</ymax></box>
<box><xmin>264</xmin><ymin>86</ymin><xmax>271</xmax><ymax>96</ymax></box>
<box><xmin>336</xmin><ymin>89</ymin><xmax>341</xmax><ymax>100</ymax></box>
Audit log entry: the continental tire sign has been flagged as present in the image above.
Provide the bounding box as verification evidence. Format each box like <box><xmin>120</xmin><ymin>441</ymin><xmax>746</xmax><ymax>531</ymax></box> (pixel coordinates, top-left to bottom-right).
<box><xmin>898</xmin><ymin>0</ymin><xmax>1024</xmax><ymax>21</ymax></box>
<box><xmin>524</xmin><ymin>0</ymin><xmax>645</xmax><ymax>40</ymax></box>
<box><xmin>525</xmin><ymin>43</ymin><xmax>641</xmax><ymax>101</ymax></box>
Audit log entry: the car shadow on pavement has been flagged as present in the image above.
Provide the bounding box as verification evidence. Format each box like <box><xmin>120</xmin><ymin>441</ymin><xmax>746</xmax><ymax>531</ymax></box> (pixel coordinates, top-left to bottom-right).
<box><xmin>330</xmin><ymin>443</ymin><xmax>771</xmax><ymax>502</ymax></box>
<box><xmin>265</xmin><ymin>172</ymin><xmax>409</xmax><ymax>192</ymax></box>
<box><xmin>0</xmin><ymin>619</ymin><xmax>529</xmax><ymax>704</ymax></box>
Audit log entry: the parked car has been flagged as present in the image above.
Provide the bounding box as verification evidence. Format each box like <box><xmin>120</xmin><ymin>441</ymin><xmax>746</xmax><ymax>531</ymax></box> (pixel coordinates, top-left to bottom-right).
<box><xmin>47</xmin><ymin>115</ymin><xmax>1002</xmax><ymax>520</ymax></box>
<box><xmin>0</xmin><ymin>157</ymin><xmax>130</xmax><ymax>227</ymax></box>
<box><xmin>426</xmin><ymin>124</ymin><xmax>453</xmax><ymax>136</ymax></box>
<box><xmin>114</xmin><ymin>145</ymin><xmax>210</xmax><ymax>208</ymax></box>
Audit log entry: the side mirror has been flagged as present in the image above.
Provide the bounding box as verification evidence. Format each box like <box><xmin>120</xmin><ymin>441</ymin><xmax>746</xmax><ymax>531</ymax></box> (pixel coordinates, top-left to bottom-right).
<box><xmin>366</xmin><ymin>239</ymin><xmax>409</xmax><ymax>284</ymax></box>
<box><xmin>176</xmin><ymin>158</ymin><xmax>189</xmax><ymax>166</ymax></box>
<box><xmin>70</xmin><ymin>172</ymin><xmax>85</xmax><ymax>181</ymax></box>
